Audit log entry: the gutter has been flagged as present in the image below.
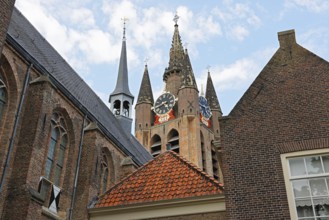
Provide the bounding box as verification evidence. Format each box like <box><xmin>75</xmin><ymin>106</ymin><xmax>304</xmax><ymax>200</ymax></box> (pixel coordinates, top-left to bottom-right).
<box><xmin>68</xmin><ymin>115</ymin><xmax>87</xmax><ymax>220</ymax></box>
<box><xmin>0</xmin><ymin>63</ymin><xmax>33</xmax><ymax>192</ymax></box>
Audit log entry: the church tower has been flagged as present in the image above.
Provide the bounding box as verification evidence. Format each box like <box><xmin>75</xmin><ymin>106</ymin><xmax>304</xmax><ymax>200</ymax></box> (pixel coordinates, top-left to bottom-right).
<box><xmin>135</xmin><ymin>15</ymin><xmax>222</xmax><ymax>181</ymax></box>
<box><xmin>109</xmin><ymin>19</ymin><xmax>134</xmax><ymax>133</ymax></box>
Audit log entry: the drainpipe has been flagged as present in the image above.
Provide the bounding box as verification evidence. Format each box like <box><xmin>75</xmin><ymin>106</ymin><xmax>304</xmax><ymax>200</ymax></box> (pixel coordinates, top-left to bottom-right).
<box><xmin>69</xmin><ymin>115</ymin><xmax>87</xmax><ymax>220</ymax></box>
<box><xmin>0</xmin><ymin>63</ymin><xmax>33</xmax><ymax>192</ymax></box>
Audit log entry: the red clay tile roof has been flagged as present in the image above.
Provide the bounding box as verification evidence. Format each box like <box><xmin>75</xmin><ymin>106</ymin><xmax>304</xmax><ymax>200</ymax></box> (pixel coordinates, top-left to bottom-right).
<box><xmin>93</xmin><ymin>151</ymin><xmax>223</xmax><ymax>208</ymax></box>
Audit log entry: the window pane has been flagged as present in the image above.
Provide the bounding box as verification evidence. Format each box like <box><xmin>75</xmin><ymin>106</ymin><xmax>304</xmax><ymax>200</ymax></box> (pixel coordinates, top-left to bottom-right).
<box><xmin>306</xmin><ymin>156</ymin><xmax>324</xmax><ymax>175</ymax></box>
<box><xmin>296</xmin><ymin>200</ymin><xmax>314</xmax><ymax>217</ymax></box>
<box><xmin>314</xmin><ymin>202</ymin><xmax>329</xmax><ymax>216</ymax></box>
<box><xmin>57</xmin><ymin>147</ymin><xmax>65</xmax><ymax>167</ymax></box>
<box><xmin>290</xmin><ymin>158</ymin><xmax>306</xmax><ymax>176</ymax></box>
<box><xmin>323</xmin><ymin>156</ymin><xmax>329</xmax><ymax>173</ymax></box>
<box><xmin>293</xmin><ymin>180</ymin><xmax>311</xmax><ymax>198</ymax></box>
<box><xmin>54</xmin><ymin>165</ymin><xmax>61</xmax><ymax>186</ymax></box>
<box><xmin>45</xmin><ymin>159</ymin><xmax>52</xmax><ymax>178</ymax></box>
<box><xmin>310</xmin><ymin>178</ymin><xmax>328</xmax><ymax>196</ymax></box>
<box><xmin>47</xmin><ymin>139</ymin><xmax>57</xmax><ymax>159</ymax></box>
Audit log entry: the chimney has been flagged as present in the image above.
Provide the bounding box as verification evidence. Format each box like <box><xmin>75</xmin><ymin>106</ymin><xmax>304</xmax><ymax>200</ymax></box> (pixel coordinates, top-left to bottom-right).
<box><xmin>278</xmin><ymin>29</ymin><xmax>296</xmax><ymax>49</ymax></box>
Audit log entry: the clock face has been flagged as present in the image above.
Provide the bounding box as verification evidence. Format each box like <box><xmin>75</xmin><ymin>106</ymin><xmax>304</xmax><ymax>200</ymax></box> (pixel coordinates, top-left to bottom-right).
<box><xmin>199</xmin><ymin>96</ymin><xmax>212</xmax><ymax>119</ymax></box>
<box><xmin>154</xmin><ymin>93</ymin><xmax>175</xmax><ymax>115</ymax></box>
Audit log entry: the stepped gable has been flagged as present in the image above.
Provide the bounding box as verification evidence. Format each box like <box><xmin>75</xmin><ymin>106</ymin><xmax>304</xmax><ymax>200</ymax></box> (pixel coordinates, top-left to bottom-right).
<box><xmin>7</xmin><ymin>8</ymin><xmax>152</xmax><ymax>165</ymax></box>
<box><xmin>93</xmin><ymin>151</ymin><xmax>223</xmax><ymax>208</ymax></box>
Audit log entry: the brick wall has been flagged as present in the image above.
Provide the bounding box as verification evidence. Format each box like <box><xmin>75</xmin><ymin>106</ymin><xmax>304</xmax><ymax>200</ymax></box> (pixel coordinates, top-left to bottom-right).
<box><xmin>221</xmin><ymin>30</ymin><xmax>329</xmax><ymax>219</ymax></box>
<box><xmin>0</xmin><ymin>0</ymin><xmax>15</xmax><ymax>55</ymax></box>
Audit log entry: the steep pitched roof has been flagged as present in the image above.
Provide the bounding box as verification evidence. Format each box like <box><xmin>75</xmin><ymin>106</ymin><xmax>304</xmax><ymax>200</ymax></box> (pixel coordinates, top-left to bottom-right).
<box><xmin>206</xmin><ymin>71</ymin><xmax>222</xmax><ymax>113</ymax></box>
<box><xmin>110</xmin><ymin>25</ymin><xmax>134</xmax><ymax>99</ymax></box>
<box><xmin>7</xmin><ymin>8</ymin><xmax>152</xmax><ymax>165</ymax></box>
<box><xmin>136</xmin><ymin>64</ymin><xmax>154</xmax><ymax>105</ymax></box>
<box><xmin>93</xmin><ymin>151</ymin><xmax>223</xmax><ymax>208</ymax></box>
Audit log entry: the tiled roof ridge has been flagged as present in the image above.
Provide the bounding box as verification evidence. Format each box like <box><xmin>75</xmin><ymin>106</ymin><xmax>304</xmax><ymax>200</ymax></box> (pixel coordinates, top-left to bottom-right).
<box><xmin>167</xmin><ymin>151</ymin><xmax>224</xmax><ymax>190</ymax></box>
<box><xmin>96</xmin><ymin>152</ymin><xmax>167</xmax><ymax>202</ymax></box>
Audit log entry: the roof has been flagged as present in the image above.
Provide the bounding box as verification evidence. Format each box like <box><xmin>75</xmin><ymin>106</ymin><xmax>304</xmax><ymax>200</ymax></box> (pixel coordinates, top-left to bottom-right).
<box><xmin>93</xmin><ymin>151</ymin><xmax>223</xmax><ymax>208</ymax></box>
<box><xmin>7</xmin><ymin>8</ymin><xmax>152</xmax><ymax>165</ymax></box>
<box><xmin>109</xmin><ymin>30</ymin><xmax>134</xmax><ymax>99</ymax></box>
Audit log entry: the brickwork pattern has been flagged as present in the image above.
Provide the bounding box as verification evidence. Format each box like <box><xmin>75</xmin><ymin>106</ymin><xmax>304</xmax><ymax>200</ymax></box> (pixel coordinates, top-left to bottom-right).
<box><xmin>146</xmin><ymin>211</ymin><xmax>226</xmax><ymax>220</ymax></box>
<box><xmin>221</xmin><ymin>31</ymin><xmax>329</xmax><ymax>219</ymax></box>
<box><xmin>0</xmin><ymin>0</ymin><xmax>15</xmax><ymax>55</ymax></box>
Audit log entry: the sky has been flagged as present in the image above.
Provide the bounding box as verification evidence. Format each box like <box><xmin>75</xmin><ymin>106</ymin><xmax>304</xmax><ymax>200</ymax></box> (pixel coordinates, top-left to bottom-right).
<box><xmin>14</xmin><ymin>0</ymin><xmax>329</xmax><ymax>116</ymax></box>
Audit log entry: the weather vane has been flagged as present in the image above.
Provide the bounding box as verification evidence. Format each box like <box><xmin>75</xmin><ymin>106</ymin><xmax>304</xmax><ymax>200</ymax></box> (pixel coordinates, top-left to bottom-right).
<box><xmin>173</xmin><ymin>12</ymin><xmax>179</xmax><ymax>24</ymax></box>
<box><xmin>121</xmin><ymin>17</ymin><xmax>129</xmax><ymax>40</ymax></box>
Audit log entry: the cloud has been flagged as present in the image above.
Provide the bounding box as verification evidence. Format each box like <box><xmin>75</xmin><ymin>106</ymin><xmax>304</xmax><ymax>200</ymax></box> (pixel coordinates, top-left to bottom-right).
<box><xmin>299</xmin><ymin>28</ymin><xmax>329</xmax><ymax>59</ymax></box>
<box><xmin>284</xmin><ymin>0</ymin><xmax>329</xmax><ymax>13</ymax></box>
<box><xmin>197</xmin><ymin>47</ymin><xmax>276</xmax><ymax>92</ymax></box>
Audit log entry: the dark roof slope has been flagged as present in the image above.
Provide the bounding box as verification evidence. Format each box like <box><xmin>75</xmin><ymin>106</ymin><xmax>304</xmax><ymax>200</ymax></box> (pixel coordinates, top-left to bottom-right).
<box><xmin>93</xmin><ymin>151</ymin><xmax>223</xmax><ymax>208</ymax></box>
<box><xmin>136</xmin><ymin>64</ymin><xmax>154</xmax><ymax>105</ymax></box>
<box><xmin>7</xmin><ymin>8</ymin><xmax>152</xmax><ymax>165</ymax></box>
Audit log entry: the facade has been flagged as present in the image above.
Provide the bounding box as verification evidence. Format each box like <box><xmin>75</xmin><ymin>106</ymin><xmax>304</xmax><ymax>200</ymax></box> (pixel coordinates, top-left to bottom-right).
<box><xmin>135</xmin><ymin>20</ymin><xmax>223</xmax><ymax>182</ymax></box>
<box><xmin>0</xmin><ymin>8</ymin><xmax>152</xmax><ymax>220</ymax></box>
<box><xmin>0</xmin><ymin>0</ymin><xmax>15</xmax><ymax>55</ymax></box>
<box><xmin>221</xmin><ymin>30</ymin><xmax>329</xmax><ymax>219</ymax></box>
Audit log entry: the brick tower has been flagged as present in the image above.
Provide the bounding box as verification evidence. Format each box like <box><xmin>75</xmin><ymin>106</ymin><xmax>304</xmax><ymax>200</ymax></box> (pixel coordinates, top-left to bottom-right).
<box><xmin>135</xmin><ymin>15</ymin><xmax>222</xmax><ymax>181</ymax></box>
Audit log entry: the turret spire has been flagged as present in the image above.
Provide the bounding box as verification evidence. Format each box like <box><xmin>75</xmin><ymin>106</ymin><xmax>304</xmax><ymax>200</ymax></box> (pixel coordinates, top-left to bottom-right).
<box><xmin>136</xmin><ymin>64</ymin><xmax>154</xmax><ymax>105</ymax></box>
<box><xmin>205</xmin><ymin>71</ymin><xmax>222</xmax><ymax>113</ymax></box>
<box><xmin>109</xmin><ymin>18</ymin><xmax>134</xmax><ymax>133</ymax></box>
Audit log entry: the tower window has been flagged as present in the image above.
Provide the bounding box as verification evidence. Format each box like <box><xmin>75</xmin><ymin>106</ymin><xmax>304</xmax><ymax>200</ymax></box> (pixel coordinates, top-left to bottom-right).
<box><xmin>113</xmin><ymin>100</ymin><xmax>121</xmax><ymax>115</ymax></box>
<box><xmin>201</xmin><ymin>132</ymin><xmax>206</xmax><ymax>172</ymax></box>
<box><xmin>211</xmin><ymin>146</ymin><xmax>219</xmax><ymax>181</ymax></box>
<box><xmin>150</xmin><ymin>135</ymin><xmax>161</xmax><ymax>157</ymax></box>
<box><xmin>123</xmin><ymin>101</ymin><xmax>130</xmax><ymax>117</ymax></box>
<box><xmin>167</xmin><ymin>129</ymin><xmax>179</xmax><ymax>154</ymax></box>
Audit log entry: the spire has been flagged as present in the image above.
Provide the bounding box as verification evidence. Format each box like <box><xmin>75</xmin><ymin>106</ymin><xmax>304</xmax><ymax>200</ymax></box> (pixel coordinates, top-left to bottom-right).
<box><xmin>110</xmin><ymin>18</ymin><xmax>134</xmax><ymax>99</ymax></box>
<box><xmin>137</xmin><ymin>64</ymin><xmax>154</xmax><ymax>105</ymax></box>
<box><xmin>164</xmin><ymin>13</ymin><xmax>185</xmax><ymax>80</ymax></box>
<box><xmin>205</xmin><ymin>71</ymin><xmax>222</xmax><ymax>113</ymax></box>
<box><xmin>181</xmin><ymin>48</ymin><xmax>197</xmax><ymax>89</ymax></box>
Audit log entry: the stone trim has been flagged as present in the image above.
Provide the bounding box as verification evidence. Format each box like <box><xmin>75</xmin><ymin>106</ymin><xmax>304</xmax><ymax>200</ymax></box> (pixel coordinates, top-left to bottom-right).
<box><xmin>277</xmin><ymin>138</ymin><xmax>329</xmax><ymax>154</ymax></box>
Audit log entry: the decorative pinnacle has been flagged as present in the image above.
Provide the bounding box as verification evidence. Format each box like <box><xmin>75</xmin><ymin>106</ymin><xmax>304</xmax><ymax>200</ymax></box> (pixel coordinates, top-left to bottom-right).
<box><xmin>173</xmin><ymin>12</ymin><xmax>179</xmax><ymax>25</ymax></box>
<box><xmin>122</xmin><ymin>17</ymin><xmax>129</xmax><ymax>40</ymax></box>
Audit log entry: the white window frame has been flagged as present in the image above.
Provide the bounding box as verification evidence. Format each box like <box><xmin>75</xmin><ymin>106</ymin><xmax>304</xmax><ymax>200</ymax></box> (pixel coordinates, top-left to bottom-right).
<box><xmin>281</xmin><ymin>148</ymin><xmax>329</xmax><ymax>220</ymax></box>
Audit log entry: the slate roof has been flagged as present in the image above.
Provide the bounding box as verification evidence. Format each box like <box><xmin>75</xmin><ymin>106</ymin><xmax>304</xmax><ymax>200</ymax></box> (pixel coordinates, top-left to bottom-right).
<box><xmin>93</xmin><ymin>151</ymin><xmax>223</xmax><ymax>208</ymax></box>
<box><xmin>7</xmin><ymin>8</ymin><xmax>152</xmax><ymax>165</ymax></box>
<box><xmin>206</xmin><ymin>71</ymin><xmax>222</xmax><ymax>113</ymax></box>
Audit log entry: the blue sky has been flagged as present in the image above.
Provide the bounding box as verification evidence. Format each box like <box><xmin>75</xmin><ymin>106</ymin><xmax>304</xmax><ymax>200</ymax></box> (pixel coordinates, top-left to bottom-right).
<box><xmin>15</xmin><ymin>0</ymin><xmax>329</xmax><ymax>116</ymax></box>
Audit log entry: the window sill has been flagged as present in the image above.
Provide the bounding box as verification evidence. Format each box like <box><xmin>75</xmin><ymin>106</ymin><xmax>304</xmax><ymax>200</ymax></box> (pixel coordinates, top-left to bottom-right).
<box><xmin>41</xmin><ymin>206</ymin><xmax>62</xmax><ymax>220</ymax></box>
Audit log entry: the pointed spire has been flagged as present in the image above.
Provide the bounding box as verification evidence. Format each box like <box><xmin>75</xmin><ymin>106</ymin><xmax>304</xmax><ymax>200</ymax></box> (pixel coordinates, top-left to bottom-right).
<box><xmin>206</xmin><ymin>71</ymin><xmax>222</xmax><ymax>113</ymax></box>
<box><xmin>166</xmin><ymin>13</ymin><xmax>185</xmax><ymax>73</ymax></box>
<box><xmin>110</xmin><ymin>18</ymin><xmax>134</xmax><ymax>99</ymax></box>
<box><xmin>137</xmin><ymin>64</ymin><xmax>154</xmax><ymax>104</ymax></box>
<box><xmin>180</xmin><ymin>48</ymin><xmax>198</xmax><ymax>89</ymax></box>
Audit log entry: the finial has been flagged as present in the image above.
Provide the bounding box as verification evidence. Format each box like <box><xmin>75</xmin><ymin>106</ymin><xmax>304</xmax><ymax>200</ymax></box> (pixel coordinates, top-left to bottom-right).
<box><xmin>207</xmin><ymin>65</ymin><xmax>211</xmax><ymax>73</ymax></box>
<box><xmin>201</xmin><ymin>83</ymin><xmax>205</xmax><ymax>96</ymax></box>
<box><xmin>121</xmin><ymin>17</ymin><xmax>129</xmax><ymax>41</ymax></box>
<box><xmin>173</xmin><ymin>12</ymin><xmax>179</xmax><ymax>25</ymax></box>
<box><xmin>144</xmin><ymin>57</ymin><xmax>149</xmax><ymax>66</ymax></box>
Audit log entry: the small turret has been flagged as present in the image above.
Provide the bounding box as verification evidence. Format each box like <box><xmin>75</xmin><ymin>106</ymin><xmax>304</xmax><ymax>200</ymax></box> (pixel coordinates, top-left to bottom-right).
<box><xmin>109</xmin><ymin>19</ymin><xmax>134</xmax><ymax>133</ymax></box>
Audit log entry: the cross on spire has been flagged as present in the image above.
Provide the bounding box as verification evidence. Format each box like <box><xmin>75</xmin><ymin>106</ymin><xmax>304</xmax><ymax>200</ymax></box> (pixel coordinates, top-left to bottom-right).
<box><xmin>173</xmin><ymin>12</ymin><xmax>179</xmax><ymax>25</ymax></box>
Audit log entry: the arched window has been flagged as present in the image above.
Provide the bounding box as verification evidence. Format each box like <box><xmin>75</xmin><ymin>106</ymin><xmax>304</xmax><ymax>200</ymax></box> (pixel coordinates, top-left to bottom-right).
<box><xmin>211</xmin><ymin>145</ymin><xmax>219</xmax><ymax>181</ymax></box>
<box><xmin>200</xmin><ymin>132</ymin><xmax>206</xmax><ymax>172</ymax></box>
<box><xmin>100</xmin><ymin>154</ymin><xmax>109</xmax><ymax>193</ymax></box>
<box><xmin>123</xmin><ymin>101</ymin><xmax>130</xmax><ymax>117</ymax></box>
<box><xmin>45</xmin><ymin>113</ymin><xmax>68</xmax><ymax>186</ymax></box>
<box><xmin>113</xmin><ymin>100</ymin><xmax>121</xmax><ymax>115</ymax></box>
<box><xmin>0</xmin><ymin>76</ymin><xmax>7</xmax><ymax>120</ymax></box>
<box><xmin>167</xmin><ymin>129</ymin><xmax>179</xmax><ymax>154</ymax></box>
<box><xmin>150</xmin><ymin>135</ymin><xmax>161</xmax><ymax>157</ymax></box>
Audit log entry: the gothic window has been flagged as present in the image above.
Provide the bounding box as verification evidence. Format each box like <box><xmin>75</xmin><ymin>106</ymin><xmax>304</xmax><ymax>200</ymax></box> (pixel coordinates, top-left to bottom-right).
<box><xmin>150</xmin><ymin>135</ymin><xmax>161</xmax><ymax>157</ymax></box>
<box><xmin>167</xmin><ymin>129</ymin><xmax>179</xmax><ymax>154</ymax></box>
<box><xmin>45</xmin><ymin>113</ymin><xmax>68</xmax><ymax>186</ymax></box>
<box><xmin>100</xmin><ymin>154</ymin><xmax>109</xmax><ymax>193</ymax></box>
<box><xmin>282</xmin><ymin>150</ymin><xmax>329</xmax><ymax>219</ymax></box>
<box><xmin>0</xmin><ymin>76</ymin><xmax>6</xmax><ymax>120</ymax></box>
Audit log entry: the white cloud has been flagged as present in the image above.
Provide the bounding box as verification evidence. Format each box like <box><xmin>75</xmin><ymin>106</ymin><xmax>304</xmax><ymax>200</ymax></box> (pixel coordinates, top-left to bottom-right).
<box><xmin>284</xmin><ymin>0</ymin><xmax>329</xmax><ymax>13</ymax></box>
<box><xmin>299</xmin><ymin>28</ymin><xmax>329</xmax><ymax>59</ymax></box>
<box><xmin>70</xmin><ymin>8</ymin><xmax>96</xmax><ymax>27</ymax></box>
<box><xmin>211</xmin><ymin>1</ymin><xmax>261</xmax><ymax>41</ymax></box>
